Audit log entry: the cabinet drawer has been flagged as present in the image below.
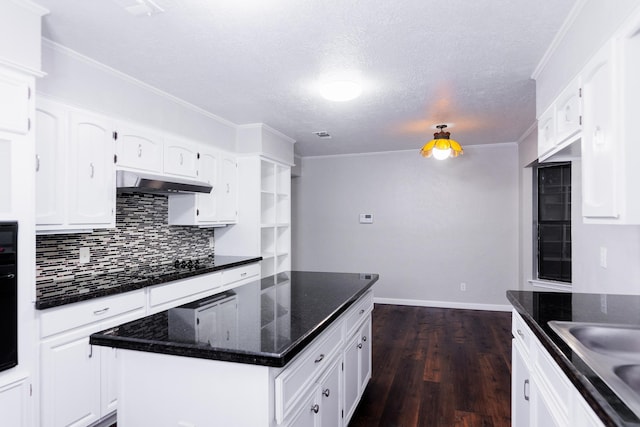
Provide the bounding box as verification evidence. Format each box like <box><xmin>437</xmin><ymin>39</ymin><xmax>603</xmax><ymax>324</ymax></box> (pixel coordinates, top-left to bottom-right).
<box><xmin>345</xmin><ymin>291</ymin><xmax>374</xmax><ymax>336</ymax></box>
<box><xmin>221</xmin><ymin>263</ymin><xmax>260</xmax><ymax>287</ymax></box>
<box><xmin>148</xmin><ymin>272</ymin><xmax>221</xmax><ymax>310</ymax></box>
<box><xmin>512</xmin><ymin>310</ymin><xmax>532</xmax><ymax>354</ymax></box>
<box><xmin>275</xmin><ymin>323</ymin><xmax>343</xmax><ymax>424</ymax></box>
<box><xmin>40</xmin><ymin>290</ymin><xmax>146</xmax><ymax>338</ymax></box>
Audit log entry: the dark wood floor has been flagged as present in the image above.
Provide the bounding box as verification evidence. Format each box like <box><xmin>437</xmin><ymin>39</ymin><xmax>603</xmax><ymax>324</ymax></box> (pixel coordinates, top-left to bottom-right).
<box><xmin>349</xmin><ymin>304</ymin><xmax>512</xmax><ymax>427</ymax></box>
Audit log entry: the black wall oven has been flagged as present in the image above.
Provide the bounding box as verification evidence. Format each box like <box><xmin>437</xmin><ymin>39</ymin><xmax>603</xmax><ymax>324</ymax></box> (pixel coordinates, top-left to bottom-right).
<box><xmin>0</xmin><ymin>222</ymin><xmax>17</xmax><ymax>372</ymax></box>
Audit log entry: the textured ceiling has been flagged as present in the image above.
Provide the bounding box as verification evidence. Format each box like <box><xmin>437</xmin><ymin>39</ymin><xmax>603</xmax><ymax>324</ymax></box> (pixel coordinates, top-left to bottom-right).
<box><xmin>36</xmin><ymin>0</ymin><xmax>576</xmax><ymax>157</ymax></box>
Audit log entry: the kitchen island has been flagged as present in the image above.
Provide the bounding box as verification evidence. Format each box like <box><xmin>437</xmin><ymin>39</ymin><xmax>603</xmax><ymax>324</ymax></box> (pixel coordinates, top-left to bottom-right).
<box><xmin>508</xmin><ymin>290</ymin><xmax>640</xmax><ymax>426</ymax></box>
<box><xmin>91</xmin><ymin>271</ymin><xmax>379</xmax><ymax>426</ymax></box>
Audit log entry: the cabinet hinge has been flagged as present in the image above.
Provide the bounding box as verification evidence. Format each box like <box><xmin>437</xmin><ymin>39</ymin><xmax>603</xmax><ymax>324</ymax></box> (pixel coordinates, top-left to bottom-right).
<box><xmin>341</xmin><ymin>362</ymin><xmax>344</xmax><ymax>371</ymax></box>
<box><xmin>30</xmin><ymin>384</ymin><xmax>32</xmax><ymax>397</ymax></box>
<box><xmin>579</xmin><ymin>88</ymin><xmax>582</xmax><ymax>97</ymax></box>
<box><xmin>114</xmin><ymin>154</ymin><xmax>118</xmax><ymax>164</ymax></box>
<box><xmin>197</xmin><ymin>209</ymin><xmax>200</xmax><ymax>216</ymax></box>
<box><xmin>579</xmin><ymin>116</ymin><xmax>582</xmax><ymax>126</ymax></box>
<box><xmin>341</xmin><ymin>410</ymin><xmax>344</xmax><ymax>418</ymax></box>
<box><xmin>197</xmin><ymin>152</ymin><xmax>200</xmax><ymax>159</ymax></box>
<box><xmin>27</xmin><ymin>86</ymin><xmax>31</xmax><ymax>100</ymax></box>
<box><xmin>113</xmin><ymin>131</ymin><xmax>118</xmax><ymax>140</ymax></box>
<box><xmin>27</xmin><ymin>118</ymin><xmax>31</xmax><ymax>131</ymax></box>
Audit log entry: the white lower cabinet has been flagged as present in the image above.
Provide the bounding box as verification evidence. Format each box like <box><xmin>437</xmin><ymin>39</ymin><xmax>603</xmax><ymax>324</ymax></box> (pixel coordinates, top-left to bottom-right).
<box><xmin>343</xmin><ymin>318</ymin><xmax>371</xmax><ymax>425</ymax></box>
<box><xmin>511</xmin><ymin>310</ymin><xmax>604</xmax><ymax>427</ymax></box>
<box><xmin>0</xmin><ymin>375</ymin><xmax>31</xmax><ymax>427</ymax></box>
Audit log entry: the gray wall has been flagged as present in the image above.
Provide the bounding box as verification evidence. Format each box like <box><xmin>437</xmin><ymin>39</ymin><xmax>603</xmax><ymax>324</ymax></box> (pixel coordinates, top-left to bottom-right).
<box><xmin>292</xmin><ymin>145</ymin><xmax>519</xmax><ymax>309</ymax></box>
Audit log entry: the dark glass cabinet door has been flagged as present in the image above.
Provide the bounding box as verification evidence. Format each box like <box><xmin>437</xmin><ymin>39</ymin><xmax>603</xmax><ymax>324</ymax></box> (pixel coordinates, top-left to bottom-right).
<box><xmin>538</xmin><ymin>164</ymin><xmax>571</xmax><ymax>282</ymax></box>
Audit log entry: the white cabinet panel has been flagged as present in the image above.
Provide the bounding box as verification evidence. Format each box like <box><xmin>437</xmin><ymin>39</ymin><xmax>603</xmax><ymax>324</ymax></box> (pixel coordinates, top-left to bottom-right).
<box><xmin>581</xmin><ymin>42</ymin><xmax>617</xmax><ymax>219</ymax></box>
<box><xmin>35</xmin><ymin>101</ymin><xmax>65</xmax><ymax>226</ymax></box>
<box><xmin>41</xmin><ymin>331</ymin><xmax>101</xmax><ymax>427</ymax></box>
<box><xmin>318</xmin><ymin>359</ymin><xmax>342</xmax><ymax>427</ymax></box>
<box><xmin>512</xmin><ymin>340</ymin><xmax>531</xmax><ymax>427</ymax></box>
<box><xmin>0</xmin><ymin>70</ymin><xmax>30</xmax><ymax>135</ymax></box>
<box><xmin>196</xmin><ymin>149</ymin><xmax>218</xmax><ymax>222</ymax></box>
<box><xmin>114</xmin><ymin>123</ymin><xmax>163</xmax><ymax>173</ymax></box>
<box><xmin>0</xmin><ymin>377</ymin><xmax>29</xmax><ymax>427</ymax></box>
<box><xmin>218</xmin><ymin>154</ymin><xmax>238</xmax><ymax>223</ymax></box>
<box><xmin>164</xmin><ymin>137</ymin><xmax>199</xmax><ymax>178</ymax></box>
<box><xmin>100</xmin><ymin>347</ymin><xmax>119</xmax><ymax>415</ymax></box>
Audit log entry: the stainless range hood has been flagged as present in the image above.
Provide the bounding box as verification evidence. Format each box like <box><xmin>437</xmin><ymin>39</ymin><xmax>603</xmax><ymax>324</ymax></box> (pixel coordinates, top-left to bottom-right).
<box><xmin>116</xmin><ymin>170</ymin><xmax>212</xmax><ymax>194</ymax></box>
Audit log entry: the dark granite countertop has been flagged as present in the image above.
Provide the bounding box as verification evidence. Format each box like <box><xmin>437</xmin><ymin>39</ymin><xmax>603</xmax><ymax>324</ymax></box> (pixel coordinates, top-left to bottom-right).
<box><xmin>507</xmin><ymin>290</ymin><xmax>640</xmax><ymax>427</ymax></box>
<box><xmin>91</xmin><ymin>271</ymin><xmax>379</xmax><ymax>367</ymax></box>
<box><xmin>36</xmin><ymin>255</ymin><xmax>262</xmax><ymax>310</ymax></box>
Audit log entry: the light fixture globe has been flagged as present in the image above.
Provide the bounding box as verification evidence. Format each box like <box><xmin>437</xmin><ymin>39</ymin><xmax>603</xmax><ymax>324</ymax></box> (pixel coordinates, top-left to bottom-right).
<box><xmin>419</xmin><ymin>124</ymin><xmax>463</xmax><ymax>160</ymax></box>
<box><xmin>320</xmin><ymin>80</ymin><xmax>362</xmax><ymax>102</ymax></box>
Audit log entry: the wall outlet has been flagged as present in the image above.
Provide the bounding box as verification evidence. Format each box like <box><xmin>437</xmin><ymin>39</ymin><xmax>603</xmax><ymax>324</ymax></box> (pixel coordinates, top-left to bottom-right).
<box><xmin>79</xmin><ymin>247</ymin><xmax>90</xmax><ymax>264</ymax></box>
<box><xmin>460</xmin><ymin>282</ymin><xmax>467</xmax><ymax>292</ymax></box>
<box><xmin>209</xmin><ymin>236</ymin><xmax>214</xmax><ymax>249</ymax></box>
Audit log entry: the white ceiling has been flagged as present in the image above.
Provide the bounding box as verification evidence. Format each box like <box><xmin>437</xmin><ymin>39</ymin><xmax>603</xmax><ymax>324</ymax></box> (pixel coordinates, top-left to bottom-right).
<box><xmin>36</xmin><ymin>0</ymin><xmax>576</xmax><ymax>157</ymax></box>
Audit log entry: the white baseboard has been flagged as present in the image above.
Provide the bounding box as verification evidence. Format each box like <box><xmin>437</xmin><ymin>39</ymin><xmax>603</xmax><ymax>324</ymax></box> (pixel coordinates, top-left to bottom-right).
<box><xmin>373</xmin><ymin>297</ymin><xmax>512</xmax><ymax>312</ymax></box>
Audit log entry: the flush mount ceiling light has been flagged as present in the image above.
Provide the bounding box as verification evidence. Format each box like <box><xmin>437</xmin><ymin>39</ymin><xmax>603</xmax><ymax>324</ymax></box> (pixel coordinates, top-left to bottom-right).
<box><xmin>419</xmin><ymin>124</ymin><xmax>464</xmax><ymax>160</ymax></box>
<box><xmin>320</xmin><ymin>80</ymin><xmax>362</xmax><ymax>102</ymax></box>
<box><xmin>113</xmin><ymin>0</ymin><xmax>165</xmax><ymax>17</ymax></box>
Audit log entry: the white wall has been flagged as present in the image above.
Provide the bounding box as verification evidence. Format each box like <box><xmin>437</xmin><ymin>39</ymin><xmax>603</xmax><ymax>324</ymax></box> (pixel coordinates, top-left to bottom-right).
<box><xmin>292</xmin><ymin>145</ymin><xmax>519</xmax><ymax>309</ymax></box>
<box><xmin>38</xmin><ymin>40</ymin><xmax>236</xmax><ymax>151</ymax></box>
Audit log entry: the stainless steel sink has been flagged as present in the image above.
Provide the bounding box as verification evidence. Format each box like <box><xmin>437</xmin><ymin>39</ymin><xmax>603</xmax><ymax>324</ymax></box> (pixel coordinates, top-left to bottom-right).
<box><xmin>548</xmin><ymin>321</ymin><xmax>640</xmax><ymax>417</ymax></box>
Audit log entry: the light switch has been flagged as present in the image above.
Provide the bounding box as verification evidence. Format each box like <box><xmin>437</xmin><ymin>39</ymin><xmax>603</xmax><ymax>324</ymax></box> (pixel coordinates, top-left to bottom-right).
<box><xmin>359</xmin><ymin>213</ymin><xmax>373</xmax><ymax>224</ymax></box>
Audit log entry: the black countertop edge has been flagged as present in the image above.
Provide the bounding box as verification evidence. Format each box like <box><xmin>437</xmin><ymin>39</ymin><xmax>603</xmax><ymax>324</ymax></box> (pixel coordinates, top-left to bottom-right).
<box><xmin>90</xmin><ymin>275</ymin><xmax>379</xmax><ymax>367</ymax></box>
<box><xmin>35</xmin><ymin>256</ymin><xmax>262</xmax><ymax>310</ymax></box>
<box><xmin>507</xmin><ymin>291</ymin><xmax>638</xmax><ymax>427</ymax></box>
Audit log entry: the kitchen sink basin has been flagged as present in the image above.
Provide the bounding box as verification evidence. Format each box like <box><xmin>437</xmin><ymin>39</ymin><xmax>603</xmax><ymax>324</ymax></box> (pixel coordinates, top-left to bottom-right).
<box><xmin>548</xmin><ymin>321</ymin><xmax>640</xmax><ymax>418</ymax></box>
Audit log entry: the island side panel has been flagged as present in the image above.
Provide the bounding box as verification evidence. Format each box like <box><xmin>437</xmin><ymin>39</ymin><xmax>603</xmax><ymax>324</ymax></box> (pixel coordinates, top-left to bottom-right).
<box><xmin>117</xmin><ymin>349</ymin><xmax>274</xmax><ymax>427</ymax></box>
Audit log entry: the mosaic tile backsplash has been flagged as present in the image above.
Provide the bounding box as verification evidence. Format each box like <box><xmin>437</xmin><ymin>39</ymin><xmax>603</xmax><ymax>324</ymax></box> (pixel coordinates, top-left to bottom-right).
<box><xmin>36</xmin><ymin>193</ymin><xmax>215</xmax><ymax>287</ymax></box>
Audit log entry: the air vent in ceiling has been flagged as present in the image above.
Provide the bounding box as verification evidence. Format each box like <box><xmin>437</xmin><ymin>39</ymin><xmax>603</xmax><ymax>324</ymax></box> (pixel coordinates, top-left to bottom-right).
<box><xmin>313</xmin><ymin>131</ymin><xmax>332</xmax><ymax>139</ymax></box>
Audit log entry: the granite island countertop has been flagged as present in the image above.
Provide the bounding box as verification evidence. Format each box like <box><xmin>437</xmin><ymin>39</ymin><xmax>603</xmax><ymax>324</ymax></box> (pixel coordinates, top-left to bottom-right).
<box><xmin>91</xmin><ymin>271</ymin><xmax>379</xmax><ymax>367</ymax></box>
<box><xmin>508</xmin><ymin>290</ymin><xmax>640</xmax><ymax>427</ymax></box>
<box><xmin>36</xmin><ymin>255</ymin><xmax>262</xmax><ymax>309</ymax></box>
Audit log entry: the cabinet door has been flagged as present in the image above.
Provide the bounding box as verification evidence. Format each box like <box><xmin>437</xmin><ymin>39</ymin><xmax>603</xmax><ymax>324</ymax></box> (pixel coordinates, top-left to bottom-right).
<box><xmin>511</xmin><ymin>340</ymin><xmax>531</xmax><ymax>427</ymax></box>
<box><xmin>0</xmin><ymin>376</ymin><xmax>29</xmax><ymax>427</ymax></box>
<box><xmin>164</xmin><ymin>138</ymin><xmax>199</xmax><ymax>178</ymax></box>
<box><xmin>41</xmin><ymin>333</ymin><xmax>101</xmax><ymax>427</ymax></box>
<box><xmin>114</xmin><ymin>124</ymin><xmax>163</xmax><ymax>172</ymax></box>
<box><xmin>318</xmin><ymin>359</ymin><xmax>342</xmax><ymax>427</ymax></box>
<box><xmin>100</xmin><ymin>347</ymin><xmax>119</xmax><ymax>416</ymax></box>
<box><xmin>358</xmin><ymin>319</ymin><xmax>372</xmax><ymax>391</ymax></box>
<box><xmin>0</xmin><ymin>70</ymin><xmax>30</xmax><ymax>135</ymax></box>
<box><xmin>537</xmin><ymin>105</ymin><xmax>555</xmax><ymax>158</ymax></box>
<box><xmin>285</xmin><ymin>390</ymin><xmax>318</xmax><ymax>427</ymax></box>
<box><xmin>581</xmin><ymin>42</ymin><xmax>617</xmax><ymax>219</ymax></box>
<box><xmin>218</xmin><ymin>154</ymin><xmax>238</xmax><ymax>223</ymax></box>
<box><xmin>67</xmin><ymin>111</ymin><xmax>115</xmax><ymax>226</ymax></box>
<box><xmin>555</xmin><ymin>77</ymin><xmax>582</xmax><ymax>143</ymax></box>
<box><xmin>196</xmin><ymin>150</ymin><xmax>218</xmax><ymax>222</ymax></box>
<box><xmin>343</xmin><ymin>332</ymin><xmax>360</xmax><ymax>424</ymax></box>
<box><xmin>35</xmin><ymin>101</ymin><xmax>66</xmax><ymax>226</ymax></box>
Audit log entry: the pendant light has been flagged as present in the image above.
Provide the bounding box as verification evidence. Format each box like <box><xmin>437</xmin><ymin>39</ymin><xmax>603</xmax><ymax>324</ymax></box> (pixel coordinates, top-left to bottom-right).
<box><xmin>419</xmin><ymin>124</ymin><xmax>463</xmax><ymax>160</ymax></box>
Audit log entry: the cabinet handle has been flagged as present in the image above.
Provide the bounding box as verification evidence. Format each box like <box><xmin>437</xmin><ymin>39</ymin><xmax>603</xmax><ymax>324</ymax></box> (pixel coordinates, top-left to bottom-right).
<box><xmin>517</xmin><ymin>329</ymin><xmax>524</xmax><ymax>338</ymax></box>
<box><xmin>564</xmin><ymin>104</ymin><xmax>572</xmax><ymax>122</ymax></box>
<box><xmin>322</xmin><ymin>388</ymin><xmax>330</xmax><ymax>397</ymax></box>
<box><xmin>311</xmin><ymin>404</ymin><xmax>319</xmax><ymax>414</ymax></box>
<box><xmin>179</xmin><ymin>153</ymin><xmax>184</xmax><ymax>165</ymax></box>
<box><xmin>35</xmin><ymin>155</ymin><xmax>40</xmax><ymax>172</ymax></box>
<box><xmin>359</xmin><ymin>309</ymin><xmax>365</xmax><ymax>315</ymax></box>
<box><xmin>0</xmin><ymin>273</ymin><xmax>15</xmax><ymax>280</ymax></box>
<box><xmin>357</xmin><ymin>343</ymin><xmax>363</xmax><ymax>349</ymax></box>
<box><xmin>314</xmin><ymin>354</ymin><xmax>325</xmax><ymax>363</ymax></box>
<box><xmin>88</xmin><ymin>345</ymin><xmax>93</xmax><ymax>359</ymax></box>
<box><xmin>226</xmin><ymin>183</ymin><xmax>230</xmax><ymax>193</ymax></box>
<box><xmin>137</xmin><ymin>144</ymin><xmax>142</xmax><ymax>158</ymax></box>
<box><xmin>240</xmin><ymin>272</ymin><xmax>247</xmax><ymax>277</ymax></box>
<box><xmin>524</xmin><ymin>379</ymin><xmax>530</xmax><ymax>401</ymax></box>
<box><xmin>362</xmin><ymin>335</ymin><xmax>367</xmax><ymax>342</ymax></box>
<box><xmin>89</xmin><ymin>163</ymin><xmax>95</xmax><ymax>178</ymax></box>
<box><xmin>93</xmin><ymin>307</ymin><xmax>110</xmax><ymax>316</ymax></box>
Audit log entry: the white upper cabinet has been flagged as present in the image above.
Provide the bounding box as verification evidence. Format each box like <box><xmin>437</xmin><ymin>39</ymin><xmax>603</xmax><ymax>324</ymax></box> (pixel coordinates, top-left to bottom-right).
<box><xmin>217</xmin><ymin>154</ymin><xmax>238</xmax><ymax>223</ymax></box>
<box><xmin>196</xmin><ymin>149</ymin><xmax>219</xmax><ymax>222</ymax></box>
<box><xmin>164</xmin><ymin>136</ymin><xmax>199</xmax><ymax>178</ymax></box>
<box><xmin>538</xmin><ymin>76</ymin><xmax>582</xmax><ymax>162</ymax></box>
<box><xmin>67</xmin><ymin>110</ymin><xmax>116</xmax><ymax>226</ymax></box>
<box><xmin>114</xmin><ymin>122</ymin><xmax>163</xmax><ymax>173</ymax></box>
<box><xmin>36</xmin><ymin>99</ymin><xmax>65</xmax><ymax>226</ymax></box>
<box><xmin>581</xmin><ymin>42</ymin><xmax>617</xmax><ymax>220</ymax></box>
<box><xmin>0</xmin><ymin>69</ymin><xmax>30</xmax><ymax>135</ymax></box>
<box><xmin>36</xmin><ymin>99</ymin><xmax>117</xmax><ymax>233</ymax></box>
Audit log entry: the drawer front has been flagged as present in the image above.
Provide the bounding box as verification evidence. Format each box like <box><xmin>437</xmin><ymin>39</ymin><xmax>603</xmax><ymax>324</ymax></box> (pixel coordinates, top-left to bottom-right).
<box><xmin>512</xmin><ymin>309</ymin><xmax>532</xmax><ymax>354</ymax></box>
<box><xmin>40</xmin><ymin>290</ymin><xmax>146</xmax><ymax>338</ymax></box>
<box><xmin>149</xmin><ymin>272</ymin><xmax>222</xmax><ymax>309</ymax></box>
<box><xmin>275</xmin><ymin>323</ymin><xmax>343</xmax><ymax>424</ymax></box>
<box><xmin>345</xmin><ymin>291</ymin><xmax>374</xmax><ymax>337</ymax></box>
<box><xmin>221</xmin><ymin>263</ymin><xmax>260</xmax><ymax>287</ymax></box>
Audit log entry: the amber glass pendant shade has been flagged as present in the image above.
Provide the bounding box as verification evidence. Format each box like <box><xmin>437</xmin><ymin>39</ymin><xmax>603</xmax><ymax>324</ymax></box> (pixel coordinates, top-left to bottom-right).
<box><xmin>420</xmin><ymin>124</ymin><xmax>463</xmax><ymax>160</ymax></box>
